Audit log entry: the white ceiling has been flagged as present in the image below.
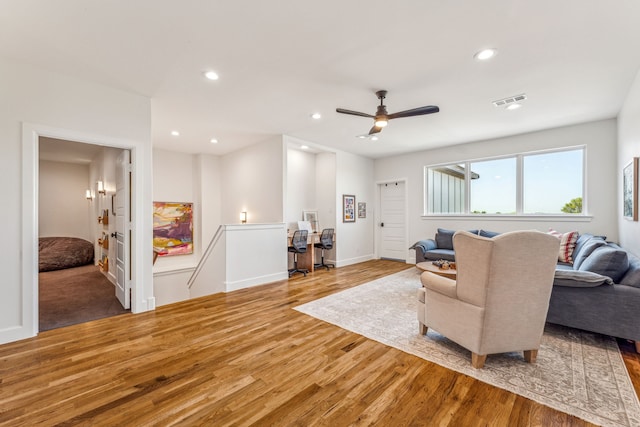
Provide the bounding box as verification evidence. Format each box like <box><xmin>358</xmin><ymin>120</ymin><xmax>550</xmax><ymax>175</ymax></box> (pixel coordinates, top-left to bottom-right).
<box><xmin>3</xmin><ymin>1</ymin><xmax>640</xmax><ymax>159</ymax></box>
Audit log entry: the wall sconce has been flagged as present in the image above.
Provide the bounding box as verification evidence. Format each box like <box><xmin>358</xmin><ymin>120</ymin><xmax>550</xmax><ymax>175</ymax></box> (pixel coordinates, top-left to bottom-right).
<box><xmin>97</xmin><ymin>181</ymin><xmax>106</xmax><ymax>195</ymax></box>
<box><xmin>240</xmin><ymin>211</ymin><xmax>247</xmax><ymax>224</ymax></box>
<box><xmin>85</xmin><ymin>189</ymin><xmax>93</xmax><ymax>200</ymax></box>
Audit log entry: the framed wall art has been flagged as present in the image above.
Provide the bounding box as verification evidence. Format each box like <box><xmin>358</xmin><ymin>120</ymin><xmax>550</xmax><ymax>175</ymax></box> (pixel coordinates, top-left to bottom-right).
<box><xmin>358</xmin><ymin>202</ymin><xmax>366</xmax><ymax>218</ymax></box>
<box><xmin>623</xmin><ymin>157</ymin><xmax>638</xmax><ymax>221</ymax></box>
<box><xmin>302</xmin><ymin>210</ymin><xmax>319</xmax><ymax>232</ymax></box>
<box><xmin>343</xmin><ymin>194</ymin><xmax>355</xmax><ymax>222</ymax></box>
<box><xmin>153</xmin><ymin>201</ymin><xmax>194</xmax><ymax>256</ymax></box>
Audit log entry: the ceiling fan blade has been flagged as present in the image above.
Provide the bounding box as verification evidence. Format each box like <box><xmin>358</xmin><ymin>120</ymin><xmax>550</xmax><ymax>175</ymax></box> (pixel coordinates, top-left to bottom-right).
<box><xmin>387</xmin><ymin>105</ymin><xmax>439</xmax><ymax>120</ymax></box>
<box><xmin>336</xmin><ymin>108</ymin><xmax>375</xmax><ymax>119</ymax></box>
<box><xmin>369</xmin><ymin>125</ymin><xmax>382</xmax><ymax>135</ymax></box>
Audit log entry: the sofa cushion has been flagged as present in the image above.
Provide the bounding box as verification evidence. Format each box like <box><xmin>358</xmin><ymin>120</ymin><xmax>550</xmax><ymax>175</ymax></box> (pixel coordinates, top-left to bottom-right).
<box><xmin>620</xmin><ymin>253</ymin><xmax>640</xmax><ymax>288</ymax></box>
<box><xmin>548</xmin><ymin>229</ymin><xmax>579</xmax><ymax>263</ymax></box>
<box><xmin>477</xmin><ymin>229</ymin><xmax>499</xmax><ymax>238</ymax></box>
<box><xmin>578</xmin><ymin>245</ymin><xmax>629</xmax><ymax>283</ymax></box>
<box><xmin>422</xmin><ymin>249</ymin><xmax>456</xmax><ymax>262</ymax></box>
<box><xmin>553</xmin><ymin>270</ymin><xmax>613</xmax><ymax>287</ymax></box>
<box><xmin>572</xmin><ymin>237</ymin><xmax>607</xmax><ymax>270</ymax></box>
<box><xmin>435</xmin><ymin>228</ymin><xmax>455</xmax><ymax>250</ymax></box>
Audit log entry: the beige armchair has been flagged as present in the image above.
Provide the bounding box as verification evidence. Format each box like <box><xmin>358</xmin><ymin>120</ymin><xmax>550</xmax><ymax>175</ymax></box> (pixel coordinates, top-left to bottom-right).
<box><xmin>417</xmin><ymin>230</ymin><xmax>560</xmax><ymax>369</ymax></box>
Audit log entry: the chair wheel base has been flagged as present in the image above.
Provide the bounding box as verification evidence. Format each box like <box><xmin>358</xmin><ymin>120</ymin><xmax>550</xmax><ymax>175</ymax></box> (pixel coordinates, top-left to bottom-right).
<box><xmin>288</xmin><ymin>268</ymin><xmax>309</xmax><ymax>278</ymax></box>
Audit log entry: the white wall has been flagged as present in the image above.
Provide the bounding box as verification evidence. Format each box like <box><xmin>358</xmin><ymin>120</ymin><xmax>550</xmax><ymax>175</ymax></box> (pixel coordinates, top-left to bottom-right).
<box><xmin>375</xmin><ymin>119</ymin><xmax>619</xmax><ymax>262</ymax></box>
<box><xmin>286</xmin><ymin>148</ymin><xmax>317</xmax><ymax>229</ymax></box>
<box><xmin>336</xmin><ymin>150</ymin><xmax>375</xmax><ymax>266</ymax></box>
<box><xmin>39</xmin><ymin>160</ymin><xmax>92</xmax><ymax>241</ymax></box>
<box><xmin>1</xmin><ymin>57</ymin><xmax>153</xmax><ymax>344</ymax></box>
<box><xmin>618</xmin><ymin>69</ymin><xmax>640</xmax><ymax>257</ymax></box>
<box><xmin>153</xmin><ymin>149</ymin><xmax>199</xmax><ymax>270</ymax></box>
<box><xmin>315</xmin><ymin>152</ymin><xmax>337</xmax><ymax>232</ymax></box>
<box><xmin>221</xmin><ymin>136</ymin><xmax>284</xmax><ymax>224</ymax></box>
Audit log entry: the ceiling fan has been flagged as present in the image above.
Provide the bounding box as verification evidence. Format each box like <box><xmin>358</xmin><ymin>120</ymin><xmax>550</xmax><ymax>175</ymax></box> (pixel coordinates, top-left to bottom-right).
<box><xmin>336</xmin><ymin>90</ymin><xmax>439</xmax><ymax>136</ymax></box>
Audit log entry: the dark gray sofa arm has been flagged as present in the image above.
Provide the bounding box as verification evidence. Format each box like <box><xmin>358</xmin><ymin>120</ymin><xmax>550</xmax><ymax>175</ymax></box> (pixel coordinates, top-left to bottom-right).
<box><xmin>410</xmin><ymin>239</ymin><xmax>437</xmax><ymax>263</ymax></box>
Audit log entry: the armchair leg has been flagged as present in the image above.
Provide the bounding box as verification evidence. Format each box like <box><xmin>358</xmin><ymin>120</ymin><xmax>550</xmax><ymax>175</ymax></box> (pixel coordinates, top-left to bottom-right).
<box><xmin>635</xmin><ymin>341</ymin><xmax>640</xmax><ymax>354</ymax></box>
<box><xmin>419</xmin><ymin>323</ymin><xmax>428</xmax><ymax>335</ymax></box>
<box><xmin>471</xmin><ymin>353</ymin><xmax>487</xmax><ymax>369</ymax></box>
<box><xmin>523</xmin><ymin>349</ymin><xmax>538</xmax><ymax>363</ymax></box>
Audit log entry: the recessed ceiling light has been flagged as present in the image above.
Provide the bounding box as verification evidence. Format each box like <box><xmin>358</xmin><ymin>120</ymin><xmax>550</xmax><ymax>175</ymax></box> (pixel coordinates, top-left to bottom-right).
<box><xmin>210</xmin><ymin>138</ymin><xmax>218</xmax><ymax>144</ymax></box>
<box><xmin>300</xmin><ymin>145</ymin><xmax>309</xmax><ymax>150</ymax></box>
<box><xmin>310</xmin><ymin>112</ymin><xmax>321</xmax><ymax>120</ymax></box>
<box><xmin>171</xmin><ymin>130</ymin><xmax>180</xmax><ymax>136</ymax></box>
<box><xmin>357</xmin><ymin>135</ymin><xmax>367</xmax><ymax>139</ymax></box>
<box><xmin>506</xmin><ymin>103</ymin><xmax>522</xmax><ymax>110</ymax></box>
<box><xmin>371</xmin><ymin>136</ymin><xmax>379</xmax><ymax>141</ymax></box>
<box><xmin>204</xmin><ymin>71</ymin><xmax>219</xmax><ymax>80</ymax></box>
<box><xmin>474</xmin><ymin>48</ymin><xmax>497</xmax><ymax>61</ymax></box>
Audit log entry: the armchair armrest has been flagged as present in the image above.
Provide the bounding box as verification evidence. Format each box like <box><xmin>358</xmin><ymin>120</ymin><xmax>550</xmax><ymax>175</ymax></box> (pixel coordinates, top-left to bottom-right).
<box><xmin>420</xmin><ymin>271</ymin><xmax>457</xmax><ymax>298</ymax></box>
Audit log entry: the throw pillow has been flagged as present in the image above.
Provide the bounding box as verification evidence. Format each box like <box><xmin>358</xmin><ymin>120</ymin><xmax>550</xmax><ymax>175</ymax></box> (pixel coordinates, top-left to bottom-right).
<box><xmin>578</xmin><ymin>245</ymin><xmax>629</xmax><ymax>283</ymax></box>
<box><xmin>619</xmin><ymin>254</ymin><xmax>640</xmax><ymax>288</ymax></box>
<box><xmin>553</xmin><ymin>270</ymin><xmax>613</xmax><ymax>287</ymax></box>
<box><xmin>548</xmin><ymin>229</ymin><xmax>579</xmax><ymax>263</ymax></box>
<box><xmin>572</xmin><ymin>237</ymin><xmax>606</xmax><ymax>270</ymax></box>
<box><xmin>479</xmin><ymin>229</ymin><xmax>500</xmax><ymax>238</ymax></box>
<box><xmin>435</xmin><ymin>228</ymin><xmax>455</xmax><ymax>250</ymax></box>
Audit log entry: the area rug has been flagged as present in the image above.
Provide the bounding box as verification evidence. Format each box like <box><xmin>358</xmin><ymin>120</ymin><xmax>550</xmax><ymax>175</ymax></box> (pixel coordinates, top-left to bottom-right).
<box><xmin>295</xmin><ymin>268</ymin><xmax>640</xmax><ymax>427</ymax></box>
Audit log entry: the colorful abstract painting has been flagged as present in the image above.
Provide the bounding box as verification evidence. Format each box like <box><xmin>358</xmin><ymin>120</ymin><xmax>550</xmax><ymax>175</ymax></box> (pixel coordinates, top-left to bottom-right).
<box><xmin>153</xmin><ymin>202</ymin><xmax>193</xmax><ymax>256</ymax></box>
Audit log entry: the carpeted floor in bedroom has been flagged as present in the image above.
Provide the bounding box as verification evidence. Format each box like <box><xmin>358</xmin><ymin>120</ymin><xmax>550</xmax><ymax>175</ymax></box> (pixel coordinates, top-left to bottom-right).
<box><xmin>39</xmin><ymin>264</ymin><xmax>130</xmax><ymax>331</ymax></box>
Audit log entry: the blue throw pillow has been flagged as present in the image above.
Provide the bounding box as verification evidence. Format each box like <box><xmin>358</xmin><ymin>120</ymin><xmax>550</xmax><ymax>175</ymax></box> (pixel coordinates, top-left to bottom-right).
<box><xmin>578</xmin><ymin>246</ymin><xmax>629</xmax><ymax>283</ymax></box>
<box><xmin>479</xmin><ymin>229</ymin><xmax>500</xmax><ymax>238</ymax></box>
<box><xmin>572</xmin><ymin>237</ymin><xmax>606</xmax><ymax>270</ymax></box>
<box><xmin>435</xmin><ymin>228</ymin><xmax>455</xmax><ymax>250</ymax></box>
<box><xmin>620</xmin><ymin>254</ymin><xmax>640</xmax><ymax>288</ymax></box>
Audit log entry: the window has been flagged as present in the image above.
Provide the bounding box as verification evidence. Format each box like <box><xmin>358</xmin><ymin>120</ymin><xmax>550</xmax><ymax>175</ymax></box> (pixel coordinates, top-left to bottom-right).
<box><xmin>425</xmin><ymin>147</ymin><xmax>584</xmax><ymax>216</ymax></box>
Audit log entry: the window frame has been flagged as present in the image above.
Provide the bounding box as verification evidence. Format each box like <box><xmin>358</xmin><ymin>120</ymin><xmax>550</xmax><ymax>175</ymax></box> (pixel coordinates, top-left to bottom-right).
<box><xmin>423</xmin><ymin>145</ymin><xmax>588</xmax><ymax>220</ymax></box>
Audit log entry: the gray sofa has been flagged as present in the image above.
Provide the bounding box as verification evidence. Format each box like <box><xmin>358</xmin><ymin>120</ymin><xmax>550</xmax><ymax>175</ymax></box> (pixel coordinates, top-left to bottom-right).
<box><xmin>411</xmin><ymin>228</ymin><xmax>640</xmax><ymax>348</ymax></box>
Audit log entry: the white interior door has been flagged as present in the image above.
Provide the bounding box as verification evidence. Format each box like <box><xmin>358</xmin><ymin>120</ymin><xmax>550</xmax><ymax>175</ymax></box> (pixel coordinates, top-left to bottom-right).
<box><xmin>379</xmin><ymin>181</ymin><xmax>406</xmax><ymax>261</ymax></box>
<box><xmin>115</xmin><ymin>149</ymin><xmax>131</xmax><ymax>309</ymax></box>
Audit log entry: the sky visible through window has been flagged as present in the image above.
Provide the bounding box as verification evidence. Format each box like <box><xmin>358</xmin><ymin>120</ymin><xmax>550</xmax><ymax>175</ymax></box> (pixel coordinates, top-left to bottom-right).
<box><xmin>469</xmin><ymin>150</ymin><xmax>583</xmax><ymax>214</ymax></box>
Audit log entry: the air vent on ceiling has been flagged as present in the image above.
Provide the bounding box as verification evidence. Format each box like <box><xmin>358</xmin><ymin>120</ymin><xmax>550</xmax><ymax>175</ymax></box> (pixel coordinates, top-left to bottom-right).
<box><xmin>492</xmin><ymin>94</ymin><xmax>527</xmax><ymax>107</ymax></box>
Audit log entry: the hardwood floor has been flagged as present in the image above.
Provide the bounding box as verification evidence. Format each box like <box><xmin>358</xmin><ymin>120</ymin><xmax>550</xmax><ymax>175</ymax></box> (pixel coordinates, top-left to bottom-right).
<box><xmin>0</xmin><ymin>259</ymin><xmax>637</xmax><ymax>426</ymax></box>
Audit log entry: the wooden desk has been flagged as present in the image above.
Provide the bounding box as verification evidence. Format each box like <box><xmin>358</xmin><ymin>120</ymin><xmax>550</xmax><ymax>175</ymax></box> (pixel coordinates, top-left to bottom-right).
<box><xmin>287</xmin><ymin>232</ymin><xmax>334</xmax><ymax>273</ymax></box>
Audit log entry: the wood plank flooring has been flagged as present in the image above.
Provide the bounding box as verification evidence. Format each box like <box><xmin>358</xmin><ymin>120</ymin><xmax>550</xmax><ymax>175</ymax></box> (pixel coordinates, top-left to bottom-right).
<box><xmin>1</xmin><ymin>259</ymin><xmax>638</xmax><ymax>426</ymax></box>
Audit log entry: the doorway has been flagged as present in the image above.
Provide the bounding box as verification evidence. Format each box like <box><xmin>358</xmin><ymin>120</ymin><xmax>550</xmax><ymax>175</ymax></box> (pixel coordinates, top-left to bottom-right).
<box><xmin>38</xmin><ymin>137</ymin><xmax>131</xmax><ymax>330</ymax></box>
<box><xmin>378</xmin><ymin>181</ymin><xmax>408</xmax><ymax>261</ymax></box>
<box><xmin>20</xmin><ymin>122</ymin><xmax>151</xmax><ymax>341</ymax></box>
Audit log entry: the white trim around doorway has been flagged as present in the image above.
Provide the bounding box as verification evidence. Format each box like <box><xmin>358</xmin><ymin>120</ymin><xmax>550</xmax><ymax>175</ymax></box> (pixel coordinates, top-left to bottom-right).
<box><xmin>20</xmin><ymin>122</ymin><xmax>154</xmax><ymax>342</ymax></box>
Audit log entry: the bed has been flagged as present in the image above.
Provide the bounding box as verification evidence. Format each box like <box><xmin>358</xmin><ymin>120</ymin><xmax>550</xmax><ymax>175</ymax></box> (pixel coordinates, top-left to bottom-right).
<box><xmin>39</xmin><ymin>237</ymin><xmax>95</xmax><ymax>272</ymax></box>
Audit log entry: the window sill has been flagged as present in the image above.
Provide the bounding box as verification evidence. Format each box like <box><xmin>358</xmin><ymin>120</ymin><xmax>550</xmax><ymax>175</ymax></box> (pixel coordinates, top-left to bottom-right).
<box><xmin>421</xmin><ymin>214</ymin><xmax>593</xmax><ymax>222</ymax></box>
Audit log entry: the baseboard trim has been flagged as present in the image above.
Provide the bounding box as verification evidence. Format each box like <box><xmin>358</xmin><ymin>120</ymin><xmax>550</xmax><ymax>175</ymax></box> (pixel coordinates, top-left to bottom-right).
<box><xmin>225</xmin><ymin>272</ymin><xmax>289</xmax><ymax>292</ymax></box>
<box><xmin>335</xmin><ymin>254</ymin><xmax>375</xmax><ymax>268</ymax></box>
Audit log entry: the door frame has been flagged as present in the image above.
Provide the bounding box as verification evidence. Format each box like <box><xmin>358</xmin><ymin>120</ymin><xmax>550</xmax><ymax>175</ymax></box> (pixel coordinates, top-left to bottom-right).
<box><xmin>22</xmin><ymin>122</ymin><xmax>154</xmax><ymax>339</ymax></box>
<box><xmin>374</xmin><ymin>178</ymin><xmax>409</xmax><ymax>261</ymax></box>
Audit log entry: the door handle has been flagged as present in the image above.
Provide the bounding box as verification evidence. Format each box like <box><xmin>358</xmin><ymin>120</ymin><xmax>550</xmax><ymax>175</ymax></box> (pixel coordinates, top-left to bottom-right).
<box><xmin>380</xmin><ymin>222</ymin><xmax>384</xmax><ymax>227</ymax></box>
<box><xmin>111</xmin><ymin>232</ymin><xmax>117</xmax><ymax>238</ymax></box>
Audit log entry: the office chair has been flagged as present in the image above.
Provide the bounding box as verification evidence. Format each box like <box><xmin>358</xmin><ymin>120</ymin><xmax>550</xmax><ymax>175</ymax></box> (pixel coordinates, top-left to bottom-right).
<box><xmin>288</xmin><ymin>229</ymin><xmax>309</xmax><ymax>277</ymax></box>
<box><xmin>314</xmin><ymin>228</ymin><xmax>335</xmax><ymax>270</ymax></box>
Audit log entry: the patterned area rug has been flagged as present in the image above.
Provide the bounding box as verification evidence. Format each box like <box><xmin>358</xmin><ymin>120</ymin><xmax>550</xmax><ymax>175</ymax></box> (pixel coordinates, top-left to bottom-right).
<box><xmin>295</xmin><ymin>268</ymin><xmax>640</xmax><ymax>427</ymax></box>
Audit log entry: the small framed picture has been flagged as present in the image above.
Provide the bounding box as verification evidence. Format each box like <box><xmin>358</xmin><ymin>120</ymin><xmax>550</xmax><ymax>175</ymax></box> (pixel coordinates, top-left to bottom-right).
<box><xmin>302</xmin><ymin>210</ymin><xmax>318</xmax><ymax>232</ymax></box>
<box><xmin>623</xmin><ymin>157</ymin><xmax>638</xmax><ymax>221</ymax></box>
<box><xmin>343</xmin><ymin>195</ymin><xmax>355</xmax><ymax>222</ymax></box>
<box><xmin>358</xmin><ymin>202</ymin><xmax>366</xmax><ymax>218</ymax></box>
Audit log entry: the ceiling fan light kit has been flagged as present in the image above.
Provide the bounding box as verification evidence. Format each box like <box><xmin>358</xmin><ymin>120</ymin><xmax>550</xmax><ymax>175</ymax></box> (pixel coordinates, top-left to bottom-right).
<box><xmin>337</xmin><ymin>90</ymin><xmax>439</xmax><ymax>136</ymax></box>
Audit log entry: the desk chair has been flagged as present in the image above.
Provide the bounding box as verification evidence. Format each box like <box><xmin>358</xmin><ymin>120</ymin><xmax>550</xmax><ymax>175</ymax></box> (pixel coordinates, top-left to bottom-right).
<box><xmin>314</xmin><ymin>228</ymin><xmax>335</xmax><ymax>270</ymax></box>
<box><xmin>288</xmin><ymin>230</ymin><xmax>309</xmax><ymax>277</ymax></box>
